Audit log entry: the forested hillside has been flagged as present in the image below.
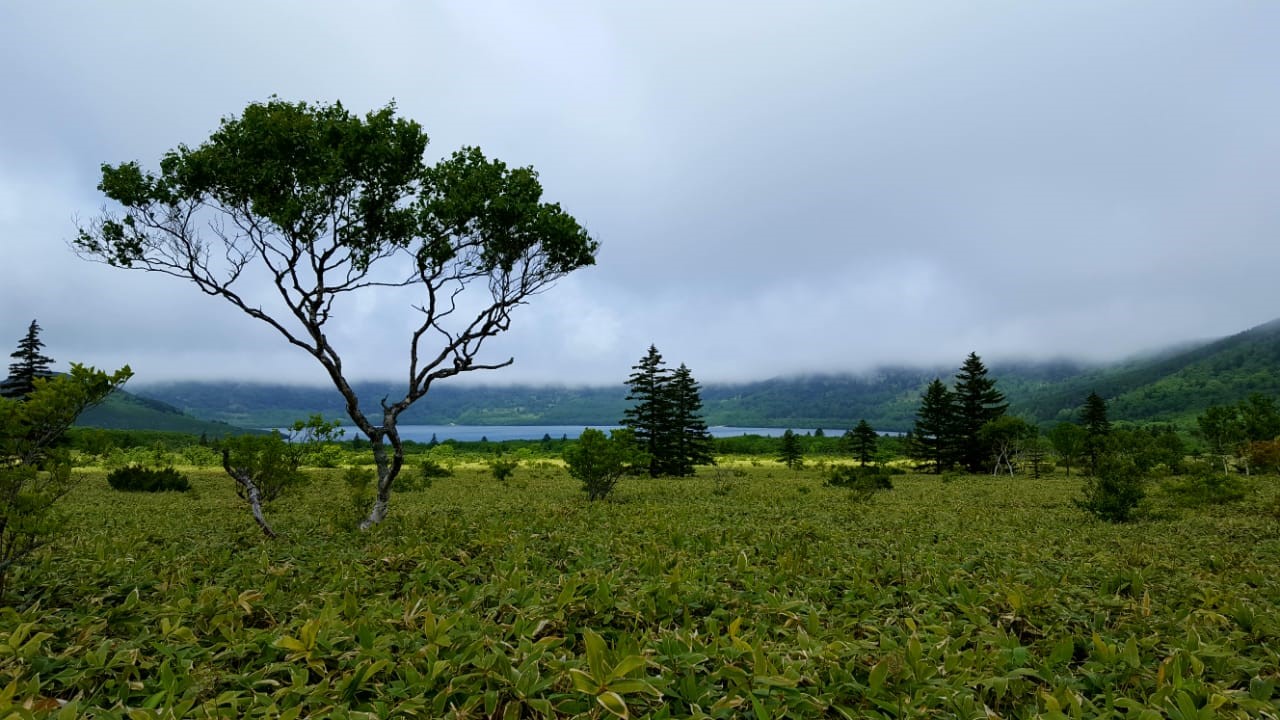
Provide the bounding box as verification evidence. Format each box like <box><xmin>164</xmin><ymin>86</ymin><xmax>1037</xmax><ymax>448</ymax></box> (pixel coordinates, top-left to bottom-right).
<box><xmin>75</xmin><ymin>386</ymin><xmax>251</xmax><ymax>436</ymax></box>
<box><xmin>1012</xmin><ymin>319</ymin><xmax>1280</xmax><ymax>425</ymax></box>
<box><xmin>131</xmin><ymin>319</ymin><xmax>1280</xmax><ymax>432</ymax></box>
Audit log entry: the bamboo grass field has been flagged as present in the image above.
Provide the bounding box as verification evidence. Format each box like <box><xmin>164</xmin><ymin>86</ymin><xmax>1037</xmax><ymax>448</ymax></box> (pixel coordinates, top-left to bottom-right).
<box><xmin>4</xmin><ymin>458</ymin><xmax>1279</xmax><ymax>718</ymax></box>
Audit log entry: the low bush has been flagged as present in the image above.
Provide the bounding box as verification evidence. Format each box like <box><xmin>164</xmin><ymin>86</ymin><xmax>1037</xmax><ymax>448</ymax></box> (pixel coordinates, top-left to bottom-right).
<box><xmin>825</xmin><ymin>464</ymin><xmax>894</xmax><ymax>491</ymax></box>
<box><xmin>489</xmin><ymin>458</ymin><xmax>519</xmax><ymax>483</ymax></box>
<box><xmin>106</xmin><ymin>465</ymin><xmax>190</xmax><ymax>492</ymax></box>
<box><xmin>1076</xmin><ymin>454</ymin><xmax>1144</xmax><ymax>522</ymax></box>
<box><xmin>1161</xmin><ymin>463</ymin><xmax>1250</xmax><ymax>507</ymax></box>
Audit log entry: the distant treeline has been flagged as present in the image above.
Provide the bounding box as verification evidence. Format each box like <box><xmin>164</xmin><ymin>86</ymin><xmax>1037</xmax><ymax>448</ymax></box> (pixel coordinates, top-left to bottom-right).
<box><xmin>119</xmin><ymin>317</ymin><xmax>1280</xmax><ymax>433</ymax></box>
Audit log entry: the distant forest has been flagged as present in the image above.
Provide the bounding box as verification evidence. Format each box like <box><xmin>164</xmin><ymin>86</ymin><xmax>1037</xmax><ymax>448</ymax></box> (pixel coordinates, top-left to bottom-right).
<box><xmin>124</xmin><ymin>319</ymin><xmax>1280</xmax><ymax>432</ymax></box>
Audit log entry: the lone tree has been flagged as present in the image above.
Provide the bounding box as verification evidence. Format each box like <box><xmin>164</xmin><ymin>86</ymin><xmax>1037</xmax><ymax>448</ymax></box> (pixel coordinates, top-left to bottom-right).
<box><xmin>1047</xmin><ymin>422</ymin><xmax>1086</xmax><ymax>476</ymax></box>
<box><xmin>845</xmin><ymin>419</ymin><xmax>878</xmax><ymax>466</ymax></box>
<box><xmin>75</xmin><ymin>98</ymin><xmax>596</xmax><ymax>528</ymax></box>
<box><xmin>2</xmin><ymin>320</ymin><xmax>55</xmax><ymax>399</ymax></box>
<box><xmin>1081</xmin><ymin>391</ymin><xmax>1111</xmax><ymax>474</ymax></box>
<box><xmin>778</xmin><ymin>429</ymin><xmax>803</xmax><ymax>470</ymax></box>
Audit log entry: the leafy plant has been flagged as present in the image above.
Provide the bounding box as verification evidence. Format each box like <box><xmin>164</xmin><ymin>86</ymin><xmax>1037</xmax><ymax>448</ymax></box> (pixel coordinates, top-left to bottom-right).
<box><xmin>1076</xmin><ymin>454</ymin><xmax>1144</xmax><ymax>522</ymax></box>
<box><xmin>564</xmin><ymin>428</ymin><xmax>644</xmax><ymax>501</ymax></box>
<box><xmin>105</xmin><ymin>464</ymin><xmax>190</xmax><ymax>493</ymax></box>
<box><xmin>1160</xmin><ymin>463</ymin><xmax>1250</xmax><ymax>507</ymax></box>
<box><xmin>489</xmin><ymin>458</ymin><xmax>518</xmax><ymax>484</ymax></box>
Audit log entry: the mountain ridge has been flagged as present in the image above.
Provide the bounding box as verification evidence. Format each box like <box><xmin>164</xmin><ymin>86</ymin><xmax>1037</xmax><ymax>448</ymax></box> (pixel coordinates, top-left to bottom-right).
<box><xmin>125</xmin><ymin>318</ymin><xmax>1280</xmax><ymax>432</ymax></box>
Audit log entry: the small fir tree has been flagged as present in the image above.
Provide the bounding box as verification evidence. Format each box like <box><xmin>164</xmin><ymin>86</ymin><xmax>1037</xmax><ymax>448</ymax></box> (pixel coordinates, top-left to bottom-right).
<box><xmin>778</xmin><ymin>429</ymin><xmax>804</xmax><ymax>469</ymax></box>
<box><xmin>846</xmin><ymin>419</ymin><xmax>878</xmax><ymax>466</ymax></box>
<box><xmin>2</xmin><ymin>320</ymin><xmax>56</xmax><ymax>399</ymax></box>
<box><xmin>910</xmin><ymin>378</ymin><xmax>957</xmax><ymax>474</ymax></box>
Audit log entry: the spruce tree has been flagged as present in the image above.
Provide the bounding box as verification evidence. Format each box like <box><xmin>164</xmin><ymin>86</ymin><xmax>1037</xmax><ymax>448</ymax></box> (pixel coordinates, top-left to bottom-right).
<box><xmin>847</xmin><ymin>419</ymin><xmax>878</xmax><ymax>466</ymax></box>
<box><xmin>952</xmin><ymin>352</ymin><xmax>1007</xmax><ymax>472</ymax></box>
<box><xmin>910</xmin><ymin>378</ymin><xmax>957</xmax><ymax>473</ymax></box>
<box><xmin>1081</xmin><ymin>391</ymin><xmax>1111</xmax><ymax>474</ymax></box>
<box><xmin>2</xmin><ymin>320</ymin><xmax>55</xmax><ymax>399</ymax></box>
<box><xmin>778</xmin><ymin>428</ymin><xmax>803</xmax><ymax>469</ymax></box>
<box><xmin>621</xmin><ymin>345</ymin><xmax>675</xmax><ymax>477</ymax></box>
<box><xmin>667</xmin><ymin>363</ymin><xmax>714</xmax><ymax>475</ymax></box>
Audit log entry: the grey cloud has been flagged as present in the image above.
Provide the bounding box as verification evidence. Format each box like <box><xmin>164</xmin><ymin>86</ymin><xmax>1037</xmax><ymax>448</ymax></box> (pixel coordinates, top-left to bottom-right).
<box><xmin>3</xmin><ymin>2</ymin><xmax>1279</xmax><ymax>387</ymax></box>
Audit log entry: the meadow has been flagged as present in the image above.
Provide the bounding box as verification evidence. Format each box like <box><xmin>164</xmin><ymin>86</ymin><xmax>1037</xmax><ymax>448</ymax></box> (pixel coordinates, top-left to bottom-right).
<box><xmin>3</xmin><ymin>458</ymin><xmax>1279</xmax><ymax>718</ymax></box>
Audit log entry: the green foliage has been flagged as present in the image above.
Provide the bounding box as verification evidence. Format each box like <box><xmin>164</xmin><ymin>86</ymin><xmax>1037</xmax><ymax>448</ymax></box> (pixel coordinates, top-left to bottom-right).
<box><xmin>844</xmin><ymin>419</ymin><xmax>878</xmax><ymax>466</ymax></box>
<box><xmin>1047</xmin><ymin>422</ymin><xmax>1086</xmax><ymax>476</ymax></box>
<box><xmin>621</xmin><ymin>348</ymin><xmax>714</xmax><ymax>477</ymax></box>
<box><xmin>910</xmin><ymin>378</ymin><xmax>957</xmax><ymax>473</ymax></box>
<box><xmin>0</xmin><ymin>363</ymin><xmax>130</xmax><ymax>599</ymax></box>
<box><xmin>77</xmin><ymin>98</ymin><xmax>597</xmax><ymax>528</ymax></box>
<box><xmin>488</xmin><ymin>458</ymin><xmax>519</xmax><ymax>483</ymax></box>
<box><xmin>401</xmin><ymin>457</ymin><xmax>452</xmax><ymax>491</ymax></box>
<box><xmin>953</xmin><ymin>352</ymin><xmax>1009</xmax><ymax>472</ymax></box>
<box><xmin>218</xmin><ymin>432</ymin><xmax>304</xmax><ymax>503</ymax></box>
<box><xmin>825</xmin><ymin>464</ymin><xmax>893</xmax><ymax>492</ymax></box>
<box><xmin>10</xmin><ymin>463</ymin><xmax>1280</xmax><ymax>716</ymax></box>
<box><xmin>105</xmin><ymin>464</ymin><xmax>191</xmax><ymax>493</ymax></box>
<box><xmin>1160</xmin><ymin>462</ymin><xmax>1250</xmax><ymax>508</ymax></box>
<box><xmin>564</xmin><ymin>428</ymin><xmax>644</xmax><ymax>501</ymax></box>
<box><xmin>777</xmin><ymin>428</ymin><xmax>803</xmax><ymax>469</ymax></box>
<box><xmin>339</xmin><ymin>465</ymin><xmax>376</xmax><ymax>531</ymax></box>
<box><xmin>978</xmin><ymin>415</ymin><xmax>1034</xmax><ymax>475</ymax></box>
<box><xmin>1077</xmin><ymin>454</ymin><xmax>1145</xmax><ymax>522</ymax></box>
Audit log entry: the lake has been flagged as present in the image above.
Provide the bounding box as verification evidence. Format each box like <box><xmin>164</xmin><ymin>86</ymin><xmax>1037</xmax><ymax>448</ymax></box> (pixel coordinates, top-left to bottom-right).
<box><xmin>328</xmin><ymin>425</ymin><xmax>839</xmax><ymax>443</ymax></box>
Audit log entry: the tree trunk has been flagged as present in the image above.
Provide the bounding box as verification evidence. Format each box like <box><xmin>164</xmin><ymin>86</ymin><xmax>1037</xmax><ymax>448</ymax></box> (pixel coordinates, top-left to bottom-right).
<box><xmin>360</xmin><ymin>418</ymin><xmax>405</xmax><ymax>530</ymax></box>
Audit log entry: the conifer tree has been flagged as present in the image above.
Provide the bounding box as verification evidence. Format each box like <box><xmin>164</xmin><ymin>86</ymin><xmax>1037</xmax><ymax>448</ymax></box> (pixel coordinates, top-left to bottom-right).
<box><xmin>846</xmin><ymin>419</ymin><xmax>878</xmax><ymax>466</ymax></box>
<box><xmin>621</xmin><ymin>345</ymin><xmax>675</xmax><ymax>477</ymax></box>
<box><xmin>2</xmin><ymin>320</ymin><xmax>55</xmax><ymax>399</ymax></box>
<box><xmin>910</xmin><ymin>378</ymin><xmax>957</xmax><ymax>473</ymax></box>
<box><xmin>1082</xmin><ymin>391</ymin><xmax>1111</xmax><ymax>474</ymax></box>
<box><xmin>667</xmin><ymin>363</ymin><xmax>714</xmax><ymax>475</ymax></box>
<box><xmin>778</xmin><ymin>428</ymin><xmax>803</xmax><ymax>469</ymax></box>
<box><xmin>953</xmin><ymin>352</ymin><xmax>1008</xmax><ymax>472</ymax></box>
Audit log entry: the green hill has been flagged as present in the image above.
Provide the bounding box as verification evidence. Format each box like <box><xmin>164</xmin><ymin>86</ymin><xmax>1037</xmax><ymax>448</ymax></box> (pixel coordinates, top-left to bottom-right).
<box><xmin>1012</xmin><ymin>319</ymin><xmax>1280</xmax><ymax>426</ymax></box>
<box><xmin>75</xmin><ymin>385</ymin><xmax>252</xmax><ymax>437</ymax></box>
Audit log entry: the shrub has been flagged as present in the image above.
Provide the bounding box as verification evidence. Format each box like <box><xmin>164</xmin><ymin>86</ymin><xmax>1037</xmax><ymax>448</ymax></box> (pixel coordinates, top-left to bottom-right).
<box><xmin>339</xmin><ymin>465</ymin><xmax>376</xmax><ymax>531</ymax></box>
<box><xmin>825</xmin><ymin>465</ymin><xmax>893</xmax><ymax>491</ymax></box>
<box><xmin>219</xmin><ymin>433</ymin><xmax>304</xmax><ymax>503</ymax></box>
<box><xmin>489</xmin><ymin>458</ymin><xmax>519</xmax><ymax>483</ymax></box>
<box><xmin>564</xmin><ymin>428</ymin><xmax>644</xmax><ymax>501</ymax></box>
<box><xmin>1076</xmin><ymin>455</ymin><xmax>1144</xmax><ymax>522</ymax></box>
<box><xmin>106</xmin><ymin>464</ymin><xmax>191</xmax><ymax>492</ymax></box>
<box><xmin>1160</xmin><ymin>462</ymin><xmax>1250</xmax><ymax>507</ymax></box>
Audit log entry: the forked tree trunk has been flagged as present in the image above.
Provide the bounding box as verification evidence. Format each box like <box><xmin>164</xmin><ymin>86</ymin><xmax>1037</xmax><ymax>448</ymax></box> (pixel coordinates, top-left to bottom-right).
<box><xmin>359</xmin><ymin>419</ymin><xmax>406</xmax><ymax>530</ymax></box>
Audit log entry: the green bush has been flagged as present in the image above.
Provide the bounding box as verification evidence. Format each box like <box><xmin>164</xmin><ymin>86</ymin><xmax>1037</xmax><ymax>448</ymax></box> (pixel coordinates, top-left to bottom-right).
<box><xmin>489</xmin><ymin>458</ymin><xmax>518</xmax><ymax>483</ymax></box>
<box><xmin>1160</xmin><ymin>463</ymin><xmax>1250</xmax><ymax>507</ymax></box>
<box><xmin>106</xmin><ymin>465</ymin><xmax>190</xmax><ymax>492</ymax></box>
<box><xmin>825</xmin><ymin>464</ymin><xmax>893</xmax><ymax>491</ymax></box>
<box><xmin>339</xmin><ymin>465</ymin><xmax>376</xmax><ymax>531</ymax></box>
<box><xmin>1076</xmin><ymin>455</ymin><xmax>1144</xmax><ymax>522</ymax></box>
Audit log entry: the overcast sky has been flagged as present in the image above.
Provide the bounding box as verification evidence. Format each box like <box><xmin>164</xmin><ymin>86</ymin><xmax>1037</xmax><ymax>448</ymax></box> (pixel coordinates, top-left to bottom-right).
<box><xmin>2</xmin><ymin>3</ymin><xmax>1279</xmax><ymax>388</ymax></box>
